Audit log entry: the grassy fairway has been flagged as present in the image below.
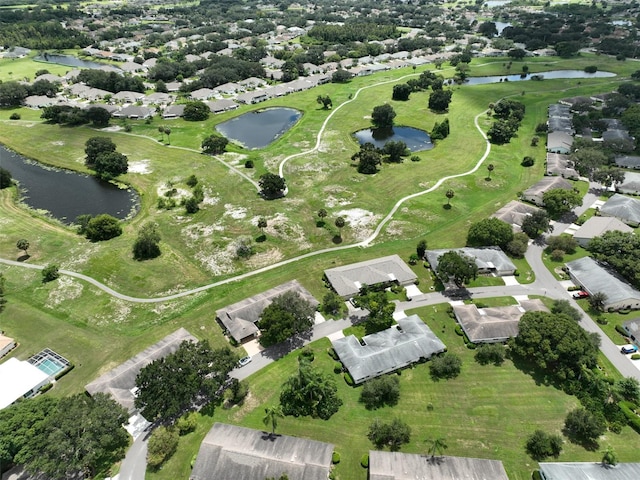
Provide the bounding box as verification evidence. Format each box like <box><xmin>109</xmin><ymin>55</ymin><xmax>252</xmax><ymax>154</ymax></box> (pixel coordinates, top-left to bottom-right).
<box><xmin>147</xmin><ymin>306</ymin><xmax>640</xmax><ymax>480</ymax></box>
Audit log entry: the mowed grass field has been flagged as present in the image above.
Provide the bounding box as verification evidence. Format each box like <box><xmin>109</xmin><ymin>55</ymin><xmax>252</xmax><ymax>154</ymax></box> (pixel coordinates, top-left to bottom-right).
<box><xmin>146</xmin><ymin>306</ymin><xmax>640</xmax><ymax>480</ymax></box>
<box><xmin>1</xmin><ymin>53</ymin><xmax>640</xmax><ymax>477</ymax></box>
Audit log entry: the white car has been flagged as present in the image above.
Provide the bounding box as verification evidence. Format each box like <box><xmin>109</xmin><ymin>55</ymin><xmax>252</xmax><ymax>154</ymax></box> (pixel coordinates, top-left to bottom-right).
<box><xmin>238</xmin><ymin>355</ymin><xmax>252</xmax><ymax>367</ymax></box>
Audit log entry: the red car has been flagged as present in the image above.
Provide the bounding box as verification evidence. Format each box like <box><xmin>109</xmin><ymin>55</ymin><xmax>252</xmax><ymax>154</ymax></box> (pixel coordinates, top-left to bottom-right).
<box><xmin>572</xmin><ymin>291</ymin><xmax>589</xmax><ymax>299</ymax></box>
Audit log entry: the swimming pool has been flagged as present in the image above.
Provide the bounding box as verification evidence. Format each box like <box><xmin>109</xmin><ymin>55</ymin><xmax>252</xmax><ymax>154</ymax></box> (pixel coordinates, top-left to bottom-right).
<box><xmin>28</xmin><ymin>348</ymin><xmax>70</xmax><ymax>377</ymax></box>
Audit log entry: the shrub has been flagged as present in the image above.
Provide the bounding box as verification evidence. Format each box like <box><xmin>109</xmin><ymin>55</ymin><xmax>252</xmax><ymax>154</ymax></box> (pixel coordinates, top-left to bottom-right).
<box><xmin>410</xmin><ymin>155</ymin><xmax>421</xmax><ymax>162</ymax></box>
<box><xmin>632</xmin><ymin>354</ymin><xmax>640</xmax><ymax>360</ymax></box>
<box><xmin>85</xmin><ymin>214</ymin><xmax>122</xmax><ymax>241</ymax></box>
<box><xmin>344</xmin><ymin>372</ymin><xmax>354</xmax><ymax>386</ymax></box>
<box><xmin>176</xmin><ymin>412</ymin><xmax>198</xmax><ymax>435</ymax></box>
<box><xmin>9</xmin><ymin>113</ymin><xmax>20</xmax><ymax>120</ymax></box>
<box><xmin>454</xmin><ymin>325</ymin><xmax>464</xmax><ymax>336</ymax></box>
<box><xmin>184</xmin><ymin>196</ymin><xmax>200</xmax><ymax>214</ymax></box>
<box><xmin>334</xmin><ymin>362</ymin><xmax>343</xmax><ymax>374</ymax></box>
<box><xmin>584</xmin><ymin>65</ymin><xmax>598</xmax><ymax>73</ymax></box>
<box><xmin>299</xmin><ymin>347</ymin><xmax>315</xmax><ymax>362</ymax></box>
<box><xmin>327</xmin><ymin>347</ymin><xmax>338</xmax><ymax>360</ymax></box>
<box><xmin>521</xmin><ymin>156</ymin><xmax>535</xmax><ymax>167</ymax></box>
<box><xmin>550</xmin><ymin>249</ymin><xmax>565</xmax><ymax>261</ymax></box>
<box><xmin>245</xmin><ymin>159</ymin><xmax>254</xmax><ymax>168</ymax></box>
<box><xmin>616</xmin><ymin>325</ymin><xmax>629</xmax><ymax>337</ymax></box>
<box><xmin>147</xmin><ymin>426</ymin><xmax>179</xmax><ymax>469</ymax></box>
<box><xmin>185</xmin><ymin>174</ymin><xmax>198</xmax><ymax>187</ymax></box>
<box><xmin>54</xmin><ymin>364</ymin><xmax>74</xmax><ymax>380</ymax></box>
<box><xmin>619</xmin><ymin>401</ymin><xmax>640</xmax><ymax>433</ymax></box>
<box><xmin>39</xmin><ymin>383</ymin><xmax>53</xmax><ymax>393</ymax></box>
<box><xmin>359</xmin><ymin>375</ymin><xmax>400</xmax><ymax>410</ymax></box>
<box><xmin>360</xmin><ymin>454</ymin><xmax>369</xmax><ymax>468</ymax></box>
<box><xmin>332</xmin><ymin>452</ymin><xmax>341</xmax><ymax>464</ymax></box>
<box><xmin>474</xmin><ymin>343</ymin><xmax>506</xmax><ymax>366</ymax></box>
<box><xmin>525</xmin><ymin>429</ymin><xmax>563</xmax><ymax>460</ymax></box>
<box><xmin>42</xmin><ymin>264</ymin><xmax>60</xmax><ymax>283</ymax></box>
<box><xmin>429</xmin><ymin>354</ymin><xmax>462</xmax><ymax>380</ymax></box>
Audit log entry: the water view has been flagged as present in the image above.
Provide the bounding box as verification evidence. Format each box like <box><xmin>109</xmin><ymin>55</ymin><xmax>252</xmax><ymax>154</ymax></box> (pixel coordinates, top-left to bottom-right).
<box><xmin>354</xmin><ymin>127</ymin><xmax>433</xmax><ymax>152</ymax></box>
<box><xmin>463</xmin><ymin>70</ymin><xmax>616</xmax><ymax>86</ymax></box>
<box><xmin>215</xmin><ymin>107</ymin><xmax>302</xmax><ymax>149</ymax></box>
<box><xmin>0</xmin><ymin>145</ymin><xmax>138</xmax><ymax>224</ymax></box>
<box><xmin>34</xmin><ymin>53</ymin><xmax>119</xmax><ymax>71</ymax></box>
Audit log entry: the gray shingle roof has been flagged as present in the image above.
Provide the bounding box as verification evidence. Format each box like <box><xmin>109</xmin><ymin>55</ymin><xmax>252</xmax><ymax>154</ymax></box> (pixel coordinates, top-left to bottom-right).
<box><xmin>425</xmin><ymin>248</ymin><xmax>516</xmax><ymax>276</ymax></box>
<box><xmin>215</xmin><ymin>280</ymin><xmax>318</xmax><ymax>343</ymax></box>
<box><xmin>190</xmin><ymin>423</ymin><xmax>334</xmax><ymax>480</ymax></box>
<box><xmin>331</xmin><ymin>315</ymin><xmax>446</xmax><ymax>384</ymax></box>
<box><xmin>369</xmin><ymin>451</ymin><xmax>510</xmax><ymax>480</ymax></box>
<box><xmin>600</xmin><ymin>194</ymin><xmax>640</xmax><ymax>226</ymax></box>
<box><xmin>614</xmin><ymin>155</ymin><xmax>640</xmax><ymax>169</ymax></box>
<box><xmin>491</xmin><ymin>200</ymin><xmax>541</xmax><ymax>230</ymax></box>
<box><xmin>324</xmin><ymin>254</ymin><xmax>417</xmax><ymax>298</ymax></box>
<box><xmin>85</xmin><ymin>328</ymin><xmax>197</xmax><ymax>412</ymax></box>
<box><xmin>618</xmin><ymin>171</ymin><xmax>640</xmax><ymax>194</ymax></box>
<box><xmin>623</xmin><ymin>317</ymin><xmax>640</xmax><ymax>340</ymax></box>
<box><xmin>523</xmin><ymin>176</ymin><xmax>572</xmax><ymax>198</ymax></box>
<box><xmin>566</xmin><ymin>257</ymin><xmax>640</xmax><ymax>309</ymax></box>
<box><xmin>573</xmin><ymin>216</ymin><xmax>633</xmax><ymax>243</ymax></box>
<box><xmin>539</xmin><ymin>462</ymin><xmax>640</xmax><ymax>480</ymax></box>
<box><xmin>453</xmin><ymin>299</ymin><xmax>548</xmax><ymax>343</ymax></box>
<box><xmin>546</xmin><ymin>152</ymin><xmax>578</xmax><ymax>179</ymax></box>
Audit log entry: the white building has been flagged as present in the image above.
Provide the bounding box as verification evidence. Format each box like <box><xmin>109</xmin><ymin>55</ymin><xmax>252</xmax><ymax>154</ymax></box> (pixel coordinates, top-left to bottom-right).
<box><xmin>0</xmin><ymin>358</ymin><xmax>50</xmax><ymax>410</ymax></box>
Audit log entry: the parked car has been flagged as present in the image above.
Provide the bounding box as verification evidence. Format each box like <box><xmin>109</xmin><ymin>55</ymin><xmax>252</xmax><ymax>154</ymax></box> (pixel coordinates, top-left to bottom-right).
<box><xmin>238</xmin><ymin>355</ymin><xmax>252</xmax><ymax>367</ymax></box>
<box><xmin>621</xmin><ymin>344</ymin><xmax>638</xmax><ymax>354</ymax></box>
<box><xmin>572</xmin><ymin>290</ymin><xmax>589</xmax><ymax>299</ymax></box>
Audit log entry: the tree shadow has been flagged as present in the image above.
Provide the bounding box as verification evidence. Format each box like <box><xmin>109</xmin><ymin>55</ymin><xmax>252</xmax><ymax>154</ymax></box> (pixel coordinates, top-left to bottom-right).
<box><xmin>562</xmin><ymin>426</ymin><xmax>600</xmax><ymax>451</ymax></box>
<box><xmin>316</xmin><ymin>220</ymin><xmax>325</xmax><ymax>228</ymax></box>
<box><xmin>17</xmin><ymin>254</ymin><xmax>30</xmax><ymax>262</ymax></box>
<box><xmin>485</xmin><ymin>177</ymin><xmax>492</xmax><ymax>182</ymax></box>
<box><xmin>256</xmin><ymin>234</ymin><xmax>266</xmax><ymax>243</ymax></box>
<box><xmin>442</xmin><ymin>204</ymin><xmax>452</xmax><ymax>210</ymax></box>
<box><xmin>332</xmin><ymin>235</ymin><xmax>343</xmax><ymax>244</ymax></box>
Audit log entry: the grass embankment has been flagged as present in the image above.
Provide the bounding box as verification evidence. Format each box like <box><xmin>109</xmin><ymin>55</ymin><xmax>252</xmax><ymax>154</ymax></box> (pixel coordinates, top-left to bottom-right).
<box><xmin>147</xmin><ymin>306</ymin><xmax>640</xmax><ymax>480</ymax></box>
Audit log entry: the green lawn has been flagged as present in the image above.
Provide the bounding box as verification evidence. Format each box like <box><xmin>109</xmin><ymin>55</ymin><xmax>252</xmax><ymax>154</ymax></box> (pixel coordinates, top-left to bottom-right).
<box><xmin>147</xmin><ymin>305</ymin><xmax>640</xmax><ymax>480</ymax></box>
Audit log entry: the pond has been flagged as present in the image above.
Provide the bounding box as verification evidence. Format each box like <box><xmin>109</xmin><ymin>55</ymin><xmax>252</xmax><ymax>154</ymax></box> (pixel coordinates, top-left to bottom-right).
<box><xmin>485</xmin><ymin>0</ymin><xmax>512</xmax><ymax>8</ymax></box>
<box><xmin>462</xmin><ymin>70</ymin><xmax>616</xmax><ymax>86</ymax></box>
<box><xmin>494</xmin><ymin>21</ymin><xmax>512</xmax><ymax>36</ymax></box>
<box><xmin>34</xmin><ymin>53</ymin><xmax>119</xmax><ymax>71</ymax></box>
<box><xmin>354</xmin><ymin>127</ymin><xmax>433</xmax><ymax>152</ymax></box>
<box><xmin>215</xmin><ymin>107</ymin><xmax>302</xmax><ymax>149</ymax></box>
<box><xmin>0</xmin><ymin>145</ymin><xmax>138</xmax><ymax>224</ymax></box>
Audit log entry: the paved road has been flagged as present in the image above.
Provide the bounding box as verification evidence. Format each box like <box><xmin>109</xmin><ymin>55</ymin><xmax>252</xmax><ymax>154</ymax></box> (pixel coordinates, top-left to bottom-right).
<box><xmin>117</xmin><ymin>435</ymin><xmax>148</xmax><ymax>480</ymax></box>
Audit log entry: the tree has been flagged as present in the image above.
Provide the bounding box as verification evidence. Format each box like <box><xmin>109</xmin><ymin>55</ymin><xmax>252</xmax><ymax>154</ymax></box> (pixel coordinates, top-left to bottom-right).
<box><xmin>487</xmin><ymin>119</ymin><xmax>518</xmax><ymax>144</ymax></box>
<box><xmin>509</xmin><ymin>311</ymin><xmax>599</xmax><ymax>381</ymax></box>
<box><xmin>466</xmin><ymin>218</ymin><xmax>513</xmax><ymax>249</ymax></box>
<box><xmin>16</xmin><ymin>238</ymin><xmax>29</xmax><ymax>256</ymax></box>
<box><xmin>367</xmin><ymin>418</ymin><xmax>411</xmax><ymax>451</ymax></box>
<box><xmin>426</xmin><ymin>437</ymin><xmax>448</xmax><ymax>460</ymax></box>
<box><xmin>431</xmin><ymin>118</ymin><xmax>450</xmax><ymax>141</ymax></box>
<box><xmin>508</xmin><ymin>48</ymin><xmax>527</xmax><ymax>60</ymax></box>
<box><xmin>359</xmin><ymin>375</ymin><xmax>400</xmax><ymax>410</ymax></box>
<box><xmin>551</xmin><ymin>299</ymin><xmax>582</xmax><ymax>322</ymax></box>
<box><xmin>316</xmin><ymin>94</ymin><xmax>332</xmax><ymax>109</ymax></box>
<box><xmin>135</xmin><ymin>340</ymin><xmax>238</xmax><ymax>421</ymax></box>
<box><xmin>263</xmin><ymin>405</ymin><xmax>284</xmax><ymax>435</ymax></box>
<box><xmin>85</xmin><ymin>214</ymin><xmax>122</xmax><ymax>241</ymax></box>
<box><xmin>383</xmin><ymin>141</ymin><xmax>409</xmax><ymax>163</ymax></box>
<box><xmin>392</xmin><ymin>83</ymin><xmax>412</xmax><ymax>101</ymax></box>
<box><xmin>147</xmin><ymin>426</ymin><xmax>179</xmax><ymax>469</ymax></box>
<box><xmin>16</xmin><ymin>393</ymin><xmax>128</xmax><ymax>479</ymax></box>
<box><xmin>429</xmin><ymin>354</ymin><xmax>462</xmax><ymax>380</ymax></box>
<box><xmin>564</xmin><ymin>408</ymin><xmax>606</xmax><ymax>444</ymax></box>
<box><xmin>474</xmin><ymin>343</ymin><xmax>506</xmax><ymax>366</ymax></box>
<box><xmin>158</xmin><ymin>126</ymin><xmax>165</xmax><ymax>142</ymax></box>
<box><xmin>546</xmin><ymin>235</ymin><xmax>577</xmax><ymax>255</ymax></box>
<box><xmin>615</xmin><ymin>377</ymin><xmax>640</xmax><ymax>403</ymax></box>
<box><xmin>428</xmin><ymin>89</ymin><xmax>453</xmax><ymax>112</ymax></box>
<box><xmin>436</xmin><ymin>251</ymin><xmax>478</xmax><ymax>288</ymax></box>
<box><xmin>258</xmin><ymin>291</ymin><xmax>316</xmax><ymax>346</ymax></box>
<box><xmin>354</xmin><ymin>290</ymin><xmax>395</xmax><ymax>335</ymax></box>
<box><xmin>201</xmin><ymin>135</ymin><xmax>229</xmax><ymax>155</ymax></box>
<box><xmin>371</xmin><ymin>104</ymin><xmax>396</xmax><ymax>129</ymax></box>
<box><xmin>521</xmin><ymin>210</ymin><xmax>552</xmax><ymax>239</ymax></box>
<box><xmin>84</xmin><ymin>106</ymin><xmax>111</xmax><ymax>128</ymax></box>
<box><xmin>486</xmin><ymin>164</ymin><xmax>494</xmax><ymax>180</ymax></box>
<box><xmin>335</xmin><ymin>216</ymin><xmax>346</xmax><ymax>237</ymax></box>
<box><xmin>184</xmin><ymin>196</ymin><xmax>200</xmax><ymax>214</ymax></box>
<box><xmin>183</xmin><ymin>101</ymin><xmax>210</xmax><ymax>121</ymax></box>
<box><xmin>542</xmin><ymin>188</ymin><xmax>582</xmax><ymax>219</ymax></box>
<box><xmin>164</xmin><ymin>127</ymin><xmax>171</xmax><ymax>145</ymax></box>
<box><xmin>587</xmin><ymin>231</ymin><xmax>640</xmax><ymax>289</ymax></box>
<box><xmin>0</xmin><ymin>81</ymin><xmax>28</xmax><ymax>106</ymax></box>
<box><xmin>417</xmin><ymin>239</ymin><xmax>427</xmax><ymax>259</ymax></box>
<box><xmin>445</xmin><ymin>189</ymin><xmax>455</xmax><ymax>206</ymax></box>
<box><xmin>259</xmin><ymin>173</ymin><xmax>286</xmax><ymax>198</ymax></box>
<box><xmin>332</xmin><ymin>68</ymin><xmax>352</xmax><ymax>83</ymax></box>
<box><xmin>279</xmin><ymin>361</ymin><xmax>342</xmax><ymax>420</ymax></box>
<box><xmin>133</xmin><ymin>222</ymin><xmax>161</xmax><ymax>260</ymax></box>
<box><xmin>317</xmin><ymin>208</ymin><xmax>328</xmax><ymax>226</ymax></box>
<box><xmin>592</xmin><ymin>167</ymin><xmax>625</xmax><ymax>188</ymax></box>
<box><xmin>352</xmin><ymin>142</ymin><xmax>382</xmax><ymax>174</ymax></box>
<box><xmin>257</xmin><ymin>217</ymin><xmax>267</xmax><ymax>237</ymax></box>
<box><xmin>85</xmin><ymin>137</ymin><xmax>116</xmax><ymax>166</ymax></box>
<box><xmin>506</xmin><ymin>232</ymin><xmax>529</xmax><ymax>258</ymax></box>
<box><xmin>92</xmin><ymin>151</ymin><xmax>128</xmax><ymax>179</ymax></box>
<box><xmin>525</xmin><ymin>430</ymin><xmax>563</xmax><ymax>460</ymax></box>
<box><xmin>0</xmin><ymin>273</ymin><xmax>5</xmax><ymax>313</ymax></box>
<box><xmin>41</xmin><ymin>264</ymin><xmax>59</xmax><ymax>283</ymax></box>
<box><xmin>0</xmin><ymin>167</ymin><xmax>12</xmax><ymax>189</ymax></box>
<box><xmin>321</xmin><ymin>290</ymin><xmax>343</xmax><ymax>316</ymax></box>
<box><xmin>588</xmin><ymin>291</ymin><xmax>608</xmax><ymax>313</ymax></box>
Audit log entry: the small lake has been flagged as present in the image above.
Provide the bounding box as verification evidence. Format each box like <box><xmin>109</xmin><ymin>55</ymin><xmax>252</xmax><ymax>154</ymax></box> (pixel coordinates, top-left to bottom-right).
<box><xmin>485</xmin><ymin>0</ymin><xmax>512</xmax><ymax>8</ymax></box>
<box><xmin>462</xmin><ymin>70</ymin><xmax>616</xmax><ymax>86</ymax></box>
<box><xmin>0</xmin><ymin>145</ymin><xmax>138</xmax><ymax>224</ymax></box>
<box><xmin>494</xmin><ymin>21</ymin><xmax>512</xmax><ymax>35</ymax></box>
<box><xmin>215</xmin><ymin>107</ymin><xmax>302</xmax><ymax>149</ymax></box>
<box><xmin>34</xmin><ymin>53</ymin><xmax>119</xmax><ymax>71</ymax></box>
<box><xmin>354</xmin><ymin>127</ymin><xmax>433</xmax><ymax>152</ymax></box>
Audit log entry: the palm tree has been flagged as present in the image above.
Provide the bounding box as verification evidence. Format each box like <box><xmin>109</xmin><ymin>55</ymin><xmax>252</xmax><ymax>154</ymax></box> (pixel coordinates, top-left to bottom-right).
<box><xmin>445</xmin><ymin>189</ymin><xmax>455</xmax><ymax>205</ymax></box>
<box><xmin>163</xmin><ymin>126</ymin><xmax>171</xmax><ymax>145</ymax></box>
<box><xmin>317</xmin><ymin>208</ymin><xmax>327</xmax><ymax>223</ymax></box>
<box><xmin>335</xmin><ymin>216</ymin><xmax>345</xmax><ymax>238</ymax></box>
<box><xmin>426</xmin><ymin>437</ymin><xmax>448</xmax><ymax>460</ymax></box>
<box><xmin>158</xmin><ymin>126</ymin><xmax>164</xmax><ymax>142</ymax></box>
<box><xmin>486</xmin><ymin>163</ymin><xmax>494</xmax><ymax>180</ymax></box>
<box><xmin>257</xmin><ymin>217</ymin><xmax>267</xmax><ymax>236</ymax></box>
<box><xmin>263</xmin><ymin>405</ymin><xmax>284</xmax><ymax>436</ymax></box>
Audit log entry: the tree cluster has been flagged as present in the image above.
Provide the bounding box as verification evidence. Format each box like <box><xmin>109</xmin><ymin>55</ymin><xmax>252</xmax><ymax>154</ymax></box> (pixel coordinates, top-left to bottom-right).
<box><xmin>430</xmin><ymin>118</ymin><xmax>450</xmax><ymax>141</ymax></box>
<box><xmin>466</xmin><ymin>217</ymin><xmax>513</xmax><ymax>249</ymax></box>
<box><xmin>521</xmin><ymin>210</ymin><xmax>552</xmax><ymax>239</ymax></box>
<box><xmin>429</xmin><ymin>353</ymin><xmax>462</xmax><ymax>380</ymax></box>
<box><xmin>84</xmin><ymin>137</ymin><xmax>128</xmax><ymax>180</ymax></box>
<box><xmin>76</xmin><ymin>213</ymin><xmax>123</xmax><ymax>242</ymax></box>
<box><xmin>436</xmin><ymin>251</ymin><xmax>478</xmax><ymax>288</ymax></box>
<box><xmin>259</xmin><ymin>173</ymin><xmax>286</xmax><ymax>198</ymax></box>
<box><xmin>367</xmin><ymin>418</ymin><xmax>411</xmax><ymax>451</ymax></box>
<box><xmin>135</xmin><ymin>340</ymin><xmax>237</xmax><ymax>421</ymax></box>
<box><xmin>77</xmin><ymin>69</ymin><xmax>145</xmax><ymax>94</ymax></box>
<box><xmin>0</xmin><ymin>167</ymin><xmax>12</xmax><ymax>189</ymax></box>
<box><xmin>587</xmin><ymin>231</ymin><xmax>640</xmax><ymax>289</ymax></box>
<box><xmin>359</xmin><ymin>375</ymin><xmax>401</xmax><ymax>410</ymax></box>
<box><xmin>41</xmin><ymin>105</ymin><xmax>112</xmax><ymax>127</ymax></box>
<box><xmin>353</xmin><ymin>289</ymin><xmax>395</xmax><ymax>335</ymax></box>
<box><xmin>257</xmin><ymin>291</ymin><xmax>316</xmax><ymax>347</ymax></box>
<box><xmin>542</xmin><ymin>188</ymin><xmax>582</xmax><ymax>220</ymax></box>
<box><xmin>525</xmin><ymin>430</ymin><xmax>563</xmax><ymax>460</ymax></box>
<box><xmin>428</xmin><ymin>89</ymin><xmax>453</xmax><ymax>113</ymax></box>
<box><xmin>279</xmin><ymin>361</ymin><xmax>342</xmax><ymax>420</ymax></box>
<box><xmin>201</xmin><ymin>134</ymin><xmax>229</xmax><ymax>155</ymax></box>
<box><xmin>487</xmin><ymin>99</ymin><xmax>525</xmax><ymax>145</ymax></box>
<box><xmin>307</xmin><ymin>22</ymin><xmax>399</xmax><ymax>43</ymax></box>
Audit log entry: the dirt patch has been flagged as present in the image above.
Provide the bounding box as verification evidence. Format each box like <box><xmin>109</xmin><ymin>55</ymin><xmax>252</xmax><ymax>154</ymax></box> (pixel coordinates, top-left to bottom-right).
<box><xmin>94</xmin><ymin>298</ymin><xmax>132</xmax><ymax>326</ymax></box>
<box><xmin>101</xmin><ymin>126</ymin><xmax>123</xmax><ymax>132</ymax></box>
<box><xmin>51</xmin><ymin>141</ymin><xmax>64</xmax><ymax>146</ymax></box>
<box><xmin>45</xmin><ymin>276</ymin><xmax>84</xmax><ymax>307</ymax></box>
<box><xmin>181</xmin><ymin>222</ymin><xmax>225</xmax><ymax>245</ymax></box>
<box><xmin>223</xmin><ymin>204</ymin><xmax>247</xmax><ymax>219</ymax></box>
<box><xmin>245</xmin><ymin>247</ymin><xmax>284</xmax><ymax>268</ymax></box>
<box><xmin>202</xmin><ymin>186</ymin><xmax>219</xmax><ymax>205</ymax></box>
<box><xmin>129</xmin><ymin>160</ymin><xmax>152</xmax><ymax>174</ymax></box>
<box><xmin>222</xmin><ymin>152</ymin><xmax>248</xmax><ymax>165</ymax></box>
<box><xmin>195</xmin><ymin>248</ymin><xmax>236</xmax><ymax>275</ymax></box>
<box><xmin>336</xmin><ymin>208</ymin><xmax>381</xmax><ymax>240</ymax></box>
<box><xmin>254</xmin><ymin>212</ymin><xmax>311</xmax><ymax>250</ymax></box>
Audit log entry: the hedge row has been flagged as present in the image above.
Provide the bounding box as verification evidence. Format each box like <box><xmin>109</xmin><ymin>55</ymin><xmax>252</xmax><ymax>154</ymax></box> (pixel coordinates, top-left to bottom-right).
<box><xmin>619</xmin><ymin>401</ymin><xmax>640</xmax><ymax>434</ymax></box>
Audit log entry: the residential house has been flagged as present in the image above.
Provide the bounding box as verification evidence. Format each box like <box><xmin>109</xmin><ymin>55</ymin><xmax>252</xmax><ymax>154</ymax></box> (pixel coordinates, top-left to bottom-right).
<box><xmin>206</xmin><ymin>99</ymin><xmax>238</xmax><ymax>114</ymax></box>
<box><xmin>112</xmin><ymin>90</ymin><xmax>145</xmax><ymax>103</ymax></box>
<box><xmin>491</xmin><ymin>200</ymin><xmax>542</xmax><ymax>231</ymax></box>
<box><xmin>113</xmin><ymin>105</ymin><xmax>154</xmax><ymax>119</ymax></box>
<box><xmin>546</xmin><ymin>152</ymin><xmax>579</xmax><ymax>179</ymax></box>
<box><xmin>622</xmin><ymin>318</ymin><xmax>640</xmax><ymax>348</ymax></box>
<box><xmin>617</xmin><ymin>171</ymin><xmax>640</xmax><ymax>195</ymax></box>
<box><xmin>162</xmin><ymin>104</ymin><xmax>185</xmax><ymax>119</ymax></box>
<box><xmin>539</xmin><ymin>462</ymin><xmax>640</xmax><ymax>480</ymax></box>
<box><xmin>0</xmin><ymin>333</ymin><xmax>16</xmax><ymax>359</ymax></box>
<box><xmin>572</xmin><ymin>216</ymin><xmax>634</xmax><ymax>247</ymax></box>
<box><xmin>0</xmin><ymin>358</ymin><xmax>49</xmax><ymax>410</ymax></box>
<box><xmin>190</xmin><ymin>88</ymin><xmax>216</xmax><ymax>101</ymax></box>
<box><xmin>521</xmin><ymin>177</ymin><xmax>573</xmax><ymax>206</ymax></box>
<box><xmin>599</xmin><ymin>194</ymin><xmax>640</xmax><ymax>226</ymax></box>
<box><xmin>614</xmin><ymin>155</ymin><xmax>640</xmax><ymax>170</ymax></box>
<box><xmin>425</xmin><ymin>247</ymin><xmax>516</xmax><ymax>277</ymax></box>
